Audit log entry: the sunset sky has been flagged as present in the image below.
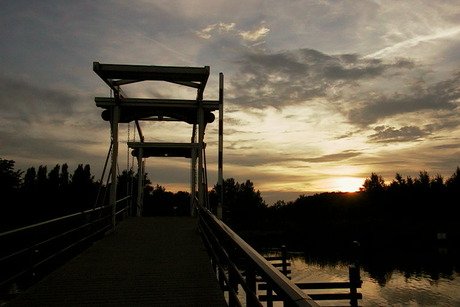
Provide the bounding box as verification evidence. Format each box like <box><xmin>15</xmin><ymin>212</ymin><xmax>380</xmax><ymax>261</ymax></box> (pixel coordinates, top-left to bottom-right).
<box><xmin>1</xmin><ymin>0</ymin><xmax>459</xmax><ymax>204</ymax></box>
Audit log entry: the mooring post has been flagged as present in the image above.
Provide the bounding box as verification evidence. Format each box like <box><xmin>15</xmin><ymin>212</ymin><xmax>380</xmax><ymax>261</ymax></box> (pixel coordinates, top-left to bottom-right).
<box><xmin>349</xmin><ymin>240</ymin><xmax>361</xmax><ymax>307</ymax></box>
<box><xmin>349</xmin><ymin>265</ymin><xmax>360</xmax><ymax>307</ymax></box>
<box><xmin>281</xmin><ymin>245</ymin><xmax>289</xmax><ymax>278</ymax></box>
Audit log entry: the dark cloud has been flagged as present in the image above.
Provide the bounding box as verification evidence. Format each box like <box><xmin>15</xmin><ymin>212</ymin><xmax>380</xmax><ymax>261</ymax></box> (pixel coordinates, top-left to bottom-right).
<box><xmin>0</xmin><ymin>131</ymin><xmax>96</xmax><ymax>161</ymax></box>
<box><xmin>368</xmin><ymin>125</ymin><xmax>429</xmax><ymax>143</ymax></box>
<box><xmin>0</xmin><ymin>76</ymin><xmax>108</xmax><ymax>172</ymax></box>
<box><xmin>297</xmin><ymin>150</ymin><xmax>362</xmax><ymax>163</ymax></box>
<box><xmin>0</xmin><ymin>77</ymin><xmax>82</xmax><ymax>124</ymax></box>
<box><xmin>229</xmin><ymin>48</ymin><xmax>415</xmax><ymax>108</ymax></box>
<box><xmin>432</xmin><ymin>143</ymin><xmax>460</xmax><ymax>150</ymax></box>
<box><xmin>348</xmin><ymin>72</ymin><xmax>460</xmax><ymax>126</ymax></box>
<box><xmin>217</xmin><ymin>155</ymin><xmax>264</xmax><ymax>167</ymax></box>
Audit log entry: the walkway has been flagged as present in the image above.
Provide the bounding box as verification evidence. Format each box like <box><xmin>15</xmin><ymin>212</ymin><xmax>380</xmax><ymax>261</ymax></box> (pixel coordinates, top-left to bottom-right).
<box><xmin>7</xmin><ymin>217</ymin><xmax>227</xmax><ymax>306</ymax></box>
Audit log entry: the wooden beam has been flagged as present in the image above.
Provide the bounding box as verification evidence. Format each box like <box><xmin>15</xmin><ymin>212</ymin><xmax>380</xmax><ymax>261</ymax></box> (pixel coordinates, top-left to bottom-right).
<box><xmin>128</xmin><ymin>143</ymin><xmax>200</xmax><ymax>158</ymax></box>
<box><xmin>93</xmin><ymin>62</ymin><xmax>209</xmax><ymax>84</ymax></box>
<box><xmin>128</xmin><ymin>142</ymin><xmax>199</xmax><ymax>149</ymax></box>
<box><xmin>95</xmin><ymin>97</ymin><xmax>220</xmax><ymax>110</ymax></box>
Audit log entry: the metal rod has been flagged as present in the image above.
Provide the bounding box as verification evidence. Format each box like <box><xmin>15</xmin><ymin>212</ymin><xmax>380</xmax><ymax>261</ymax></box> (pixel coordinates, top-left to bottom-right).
<box><xmin>110</xmin><ymin>91</ymin><xmax>120</xmax><ymax>229</ymax></box>
<box><xmin>137</xmin><ymin>148</ymin><xmax>144</xmax><ymax>217</ymax></box>
<box><xmin>218</xmin><ymin>72</ymin><xmax>224</xmax><ymax>219</ymax></box>
<box><xmin>94</xmin><ymin>141</ymin><xmax>112</xmax><ymax>208</ymax></box>
<box><xmin>197</xmin><ymin>88</ymin><xmax>205</xmax><ymax>210</ymax></box>
<box><xmin>0</xmin><ymin>206</ymin><xmax>108</xmax><ymax>238</ymax></box>
<box><xmin>115</xmin><ymin>196</ymin><xmax>131</xmax><ymax>204</ymax></box>
<box><xmin>135</xmin><ymin>119</ymin><xmax>144</xmax><ymax>142</ymax></box>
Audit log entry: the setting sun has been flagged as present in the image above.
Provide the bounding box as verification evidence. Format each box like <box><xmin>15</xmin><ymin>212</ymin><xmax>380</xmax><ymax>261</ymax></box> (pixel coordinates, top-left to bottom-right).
<box><xmin>330</xmin><ymin>177</ymin><xmax>363</xmax><ymax>192</ymax></box>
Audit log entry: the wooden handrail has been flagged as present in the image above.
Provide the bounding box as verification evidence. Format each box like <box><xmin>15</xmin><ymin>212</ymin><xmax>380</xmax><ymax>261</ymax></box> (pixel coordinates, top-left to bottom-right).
<box><xmin>0</xmin><ymin>204</ymin><xmax>126</xmax><ymax>294</ymax></box>
<box><xmin>198</xmin><ymin>206</ymin><xmax>320</xmax><ymax>307</ymax></box>
<box><xmin>0</xmin><ymin>206</ymin><xmax>109</xmax><ymax>238</ymax></box>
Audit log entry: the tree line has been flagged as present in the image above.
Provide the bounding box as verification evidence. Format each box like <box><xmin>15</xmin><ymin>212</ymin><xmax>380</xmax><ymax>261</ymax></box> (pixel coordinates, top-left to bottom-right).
<box><xmin>2</xmin><ymin>157</ymin><xmax>460</xmax><ymax>255</ymax></box>
<box><xmin>0</xmin><ymin>159</ymin><xmax>192</xmax><ymax>232</ymax></box>
<box><xmin>1</xmin><ymin>159</ymin><xmax>99</xmax><ymax>231</ymax></box>
<box><xmin>214</xmin><ymin>168</ymin><xmax>460</xmax><ymax>255</ymax></box>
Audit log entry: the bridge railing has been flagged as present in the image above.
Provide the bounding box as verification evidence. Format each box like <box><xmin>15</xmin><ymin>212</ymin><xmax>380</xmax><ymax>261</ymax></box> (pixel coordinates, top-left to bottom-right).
<box><xmin>0</xmin><ymin>203</ymin><xmax>128</xmax><ymax>299</ymax></box>
<box><xmin>198</xmin><ymin>206</ymin><xmax>320</xmax><ymax>307</ymax></box>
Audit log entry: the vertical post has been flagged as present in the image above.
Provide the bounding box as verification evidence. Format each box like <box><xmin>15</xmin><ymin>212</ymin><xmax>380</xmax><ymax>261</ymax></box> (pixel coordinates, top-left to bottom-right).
<box><xmin>110</xmin><ymin>101</ymin><xmax>120</xmax><ymax>229</ymax></box>
<box><xmin>281</xmin><ymin>245</ymin><xmax>289</xmax><ymax>278</ymax></box>
<box><xmin>217</xmin><ymin>72</ymin><xmax>224</xmax><ymax>220</ymax></box>
<box><xmin>136</xmin><ymin>148</ymin><xmax>143</xmax><ymax>217</ymax></box>
<box><xmin>349</xmin><ymin>265</ymin><xmax>360</xmax><ymax>307</ymax></box>
<box><xmin>246</xmin><ymin>267</ymin><xmax>257</xmax><ymax>307</ymax></box>
<box><xmin>191</xmin><ymin>146</ymin><xmax>197</xmax><ymax>216</ymax></box>
<box><xmin>229</xmin><ymin>267</ymin><xmax>238</xmax><ymax>307</ymax></box>
<box><xmin>218</xmin><ymin>265</ymin><xmax>225</xmax><ymax>290</ymax></box>
<box><xmin>197</xmin><ymin>93</ymin><xmax>205</xmax><ymax>211</ymax></box>
<box><xmin>266</xmin><ymin>285</ymin><xmax>273</xmax><ymax>307</ymax></box>
<box><xmin>349</xmin><ymin>240</ymin><xmax>361</xmax><ymax>307</ymax></box>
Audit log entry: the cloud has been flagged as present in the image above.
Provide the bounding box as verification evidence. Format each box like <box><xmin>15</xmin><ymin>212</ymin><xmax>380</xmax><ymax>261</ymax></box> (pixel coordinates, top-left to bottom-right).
<box><xmin>348</xmin><ymin>71</ymin><xmax>460</xmax><ymax>126</ymax></box>
<box><xmin>0</xmin><ymin>77</ymin><xmax>80</xmax><ymax>124</ymax></box>
<box><xmin>0</xmin><ymin>76</ymin><xmax>108</xmax><ymax>172</ymax></box>
<box><xmin>196</xmin><ymin>22</ymin><xmax>236</xmax><ymax>39</ymax></box>
<box><xmin>366</xmin><ymin>25</ymin><xmax>460</xmax><ymax>59</ymax></box>
<box><xmin>297</xmin><ymin>150</ymin><xmax>363</xmax><ymax>163</ymax></box>
<box><xmin>368</xmin><ymin>125</ymin><xmax>430</xmax><ymax>143</ymax></box>
<box><xmin>195</xmin><ymin>21</ymin><xmax>270</xmax><ymax>48</ymax></box>
<box><xmin>228</xmin><ymin>48</ymin><xmax>415</xmax><ymax>108</ymax></box>
<box><xmin>239</xmin><ymin>24</ymin><xmax>270</xmax><ymax>42</ymax></box>
<box><xmin>227</xmin><ymin>46</ymin><xmax>460</xmax><ymax>146</ymax></box>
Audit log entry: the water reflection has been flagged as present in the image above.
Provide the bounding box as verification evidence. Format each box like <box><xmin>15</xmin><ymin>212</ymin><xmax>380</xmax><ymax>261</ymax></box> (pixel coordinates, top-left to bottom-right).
<box><xmin>262</xmin><ymin>249</ymin><xmax>460</xmax><ymax>306</ymax></box>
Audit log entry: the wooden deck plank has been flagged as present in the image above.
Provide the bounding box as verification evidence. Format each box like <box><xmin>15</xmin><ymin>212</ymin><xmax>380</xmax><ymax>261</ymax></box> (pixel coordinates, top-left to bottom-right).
<box><xmin>7</xmin><ymin>217</ymin><xmax>227</xmax><ymax>306</ymax></box>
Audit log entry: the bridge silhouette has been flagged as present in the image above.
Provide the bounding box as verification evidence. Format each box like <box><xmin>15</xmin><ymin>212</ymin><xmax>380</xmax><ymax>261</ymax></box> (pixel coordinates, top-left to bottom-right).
<box><xmin>1</xmin><ymin>63</ymin><xmax>361</xmax><ymax>306</ymax></box>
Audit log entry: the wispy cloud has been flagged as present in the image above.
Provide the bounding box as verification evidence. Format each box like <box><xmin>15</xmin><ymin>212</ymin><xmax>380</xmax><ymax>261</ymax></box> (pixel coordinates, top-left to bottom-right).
<box><xmin>196</xmin><ymin>22</ymin><xmax>236</xmax><ymax>39</ymax></box>
<box><xmin>196</xmin><ymin>21</ymin><xmax>270</xmax><ymax>47</ymax></box>
<box><xmin>366</xmin><ymin>26</ymin><xmax>460</xmax><ymax>59</ymax></box>
<box><xmin>228</xmin><ymin>48</ymin><xmax>415</xmax><ymax>108</ymax></box>
<box><xmin>239</xmin><ymin>23</ymin><xmax>270</xmax><ymax>42</ymax></box>
<box><xmin>297</xmin><ymin>150</ymin><xmax>363</xmax><ymax>163</ymax></box>
<box><xmin>347</xmin><ymin>71</ymin><xmax>460</xmax><ymax>126</ymax></box>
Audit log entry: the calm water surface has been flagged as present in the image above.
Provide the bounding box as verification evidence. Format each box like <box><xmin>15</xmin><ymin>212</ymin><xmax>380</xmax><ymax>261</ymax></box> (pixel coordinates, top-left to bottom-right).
<box><xmin>287</xmin><ymin>256</ymin><xmax>460</xmax><ymax>306</ymax></box>
<box><xmin>258</xmin><ymin>249</ymin><xmax>460</xmax><ymax>307</ymax></box>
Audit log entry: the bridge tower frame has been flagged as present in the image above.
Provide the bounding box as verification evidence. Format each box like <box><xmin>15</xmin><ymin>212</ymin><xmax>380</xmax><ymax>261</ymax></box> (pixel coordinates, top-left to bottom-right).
<box><xmin>93</xmin><ymin>62</ymin><xmax>224</xmax><ymax>226</ymax></box>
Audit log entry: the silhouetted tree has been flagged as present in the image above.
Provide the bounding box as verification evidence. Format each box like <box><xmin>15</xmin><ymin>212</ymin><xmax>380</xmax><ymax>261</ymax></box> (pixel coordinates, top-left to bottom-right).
<box><xmin>415</xmin><ymin>170</ymin><xmax>430</xmax><ymax>192</ymax></box>
<box><xmin>389</xmin><ymin>173</ymin><xmax>405</xmax><ymax>191</ymax></box>
<box><xmin>446</xmin><ymin>166</ymin><xmax>460</xmax><ymax>191</ymax></box>
<box><xmin>362</xmin><ymin>172</ymin><xmax>386</xmax><ymax>193</ymax></box>
<box><xmin>0</xmin><ymin>159</ymin><xmax>22</xmax><ymax>193</ymax></box>
<box><xmin>0</xmin><ymin>159</ymin><xmax>23</xmax><ymax>230</ymax></box>
<box><xmin>48</xmin><ymin>164</ymin><xmax>60</xmax><ymax>190</ymax></box>
<box><xmin>173</xmin><ymin>191</ymin><xmax>191</xmax><ymax>216</ymax></box>
<box><xmin>431</xmin><ymin>174</ymin><xmax>445</xmax><ymax>194</ymax></box>
<box><xmin>214</xmin><ymin>178</ymin><xmax>266</xmax><ymax>229</ymax></box>
<box><xmin>143</xmin><ymin>184</ymin><xmax>175</xmax><ymax>216</ymax></box>
<box><xmin>23</xmin><ymin>167</ymin><xmax>36</xmax><ymax>191</ymax></box>
<box><xmin>60</xmin><ymin>163</ymin><xmax>69</xmax><ymax>187</ymax></box>
<box><xmin>36</xmin><ymin>165</ymin><xmax>48</xmax><ymax>190</ymax></box>
<box><xmin>69</xmin><ymin>164</ymin><xmax>96</xmax><ymax>212</ymax></box>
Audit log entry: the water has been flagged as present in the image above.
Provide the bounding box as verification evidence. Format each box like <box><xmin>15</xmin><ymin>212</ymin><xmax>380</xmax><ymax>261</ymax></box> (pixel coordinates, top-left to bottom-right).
<box><xmin>288</xmin><ymin>256</ymin><xmax>460</xmax><ymax>306</ymax></box>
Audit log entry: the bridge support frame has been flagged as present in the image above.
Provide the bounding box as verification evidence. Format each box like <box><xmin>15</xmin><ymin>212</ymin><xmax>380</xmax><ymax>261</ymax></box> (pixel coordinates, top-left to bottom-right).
<box><xmin>94</xmin><ymin>62</ymin><xmax>223</xmax><ymax>219</ymax></box>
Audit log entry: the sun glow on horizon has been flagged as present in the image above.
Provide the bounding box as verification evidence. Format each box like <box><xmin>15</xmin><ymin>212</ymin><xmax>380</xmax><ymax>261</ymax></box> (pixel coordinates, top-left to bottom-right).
<box><xmin>328</xmin><ymin>177</ymin><xmax>364</xmax><ymax>193</ymax></box>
